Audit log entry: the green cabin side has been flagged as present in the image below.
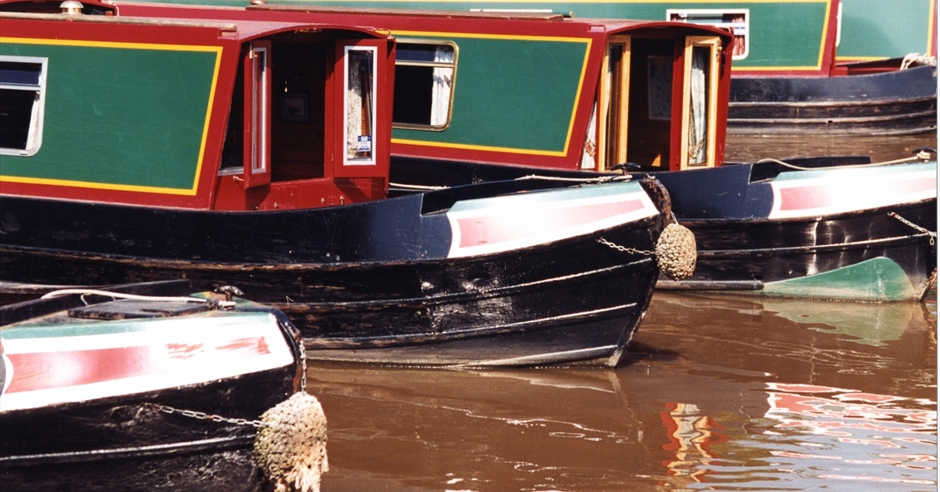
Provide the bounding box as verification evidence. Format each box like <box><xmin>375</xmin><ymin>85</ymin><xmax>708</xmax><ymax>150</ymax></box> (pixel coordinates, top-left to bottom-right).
<box><xmin>837</xmin><ymin>0</ymin><xmax>937</xmax><ymax>61</ymax></box>
<box><xmin>391</xmin><ymin>33</ymin><xmax>590</xmax><ymax>157</ymax></box>
<box><xmin>129</xmin><ymin>0</ymin><xmax>834</xmax><ymax>73</ymax></box>
<box><xmin>0</xmin><ymin>38</ymin><xmax>220</xmax><ymax>195</ymax></box>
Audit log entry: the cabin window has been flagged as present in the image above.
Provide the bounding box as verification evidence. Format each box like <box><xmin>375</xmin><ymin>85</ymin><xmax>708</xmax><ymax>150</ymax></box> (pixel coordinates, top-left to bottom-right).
<box><xmin>392</xmin><ymin>41</ymin><xmax>456</xmax><ymax>129</ymax></box>
<box><xmin>0</xmin><ymin>56</ymin><xmax>47</xmax><ymax>156</ymax></box>
<box><xmin>249</xmin><ymin>45</ymin><xmax>270</xmax><ymax>177</ymax></box>
<box><xmin>668</xmin><ymin>9</ymin><xmax>748</xmax><ymax>60</ymax></box>
<box><xmin>344</xmin><ymin>46</ymin><xmax>377</xmax><ymax>165</ymax></box>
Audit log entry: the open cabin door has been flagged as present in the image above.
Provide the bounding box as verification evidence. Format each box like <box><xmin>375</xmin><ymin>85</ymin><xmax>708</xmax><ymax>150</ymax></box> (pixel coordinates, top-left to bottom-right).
<box><xmin>592</xmin><ymin>34</ymin><xmax>723</xmax><ymax>172</ymax></box>
<box><xmin>332</xmin><ymin>39</ymin><xmax>388</xmax><ymax>179</ymax></box>
<box><xmin>679</xmin><ymin>36</ymin><xmax>721</xmax><ymax>170</ymax></box>
<box><xmin>242</xmin><ymin>41</ymin><xmax>271</xmax><ymax>188</ymax></box>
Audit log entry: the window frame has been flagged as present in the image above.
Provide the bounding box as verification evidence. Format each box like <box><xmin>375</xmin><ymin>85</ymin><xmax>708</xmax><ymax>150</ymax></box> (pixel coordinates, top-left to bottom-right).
<box><xmin>0</xmin><ymin>55</ymin><xmax>49</xmax><ymax>157</ymax></box>
<box><xmin>391</xmin><ymin>39</ymin><xmax>458</xmax><ymax>131</ymax></box>
<box><xmin>679</xmin><ymin>36</ymin><xmax>722</xmax><ymax>170</ymax></box>
<box><xmin>667</xmin><ymin>9</ymin><xmax>749</xmax><ymax>60</ymax></box>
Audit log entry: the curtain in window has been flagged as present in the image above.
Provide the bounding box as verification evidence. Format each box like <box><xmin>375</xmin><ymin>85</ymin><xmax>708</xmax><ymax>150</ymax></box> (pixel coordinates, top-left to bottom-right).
<box><xmin>430</xmin><ymin>47</ymin><xmax>454</xmax><ymax>126</ymax></box>
<box><xmin>688</xmin><ymin>48</ymin><xmax>707</xmax><ymax>165</ymax></box>
<box><xmin>581</xmin><ymin>100</ymin><xmax>597</xmax><ymax>169</ymax></box>
<box><xmin>346</xmin><ymin>50</ymin><xmax>374</xmax><ymax>161</ymax></box>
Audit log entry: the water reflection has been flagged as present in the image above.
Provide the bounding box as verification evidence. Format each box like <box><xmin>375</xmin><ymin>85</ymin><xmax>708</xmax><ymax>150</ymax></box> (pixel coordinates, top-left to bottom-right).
<box><xmin>308</xmin><ymin>290</ymin><xmax>937</xmax><ymax>491</ymax></box>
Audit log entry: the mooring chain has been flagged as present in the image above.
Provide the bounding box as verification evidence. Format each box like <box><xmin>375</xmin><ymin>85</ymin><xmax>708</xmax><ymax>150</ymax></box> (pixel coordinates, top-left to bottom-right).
<box><xmin>300</xmin><ymin>339</ymin><xmax>308</xmax><ymax>392</ymax></box>
<box><xmin>889</xmin><ymin>212</ymin><xmax>937</xmax><ymax>245</ymax></box>
<box><xmin>596</xmin><ymin>237</ymin><xmax>655</xmax><ymax>255</ymax></box>
<box><xmin>143</xmin><ymin>330</ymin><xmax>306</xmax><ymax>426</ymax></box>
<box><xmin>144</xmin><ymin>402</ymin><xmax>264</xmax><ymax>428</ymax></box>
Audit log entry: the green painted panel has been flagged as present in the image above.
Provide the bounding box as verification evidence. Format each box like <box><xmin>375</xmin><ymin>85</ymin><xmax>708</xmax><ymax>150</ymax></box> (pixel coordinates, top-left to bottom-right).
<box><xmin>838</xmin><ymin>0</ymin><xmax>934</xmax><ymax>58</ymax></box>
<box><xmin>129</xmin><ymin>0</ymin><xmax>830</xmax><ymax>69</ymax></box>
<box><xmin>0</xmin><ymin>42</ymin><xmax>218</xmax><ymax>191</ymax></box>
<box><xmin>393</xmin><ymin>35</ymin><xmax>589</xmax><ymax>152</ymax></box>
<box><xmin>762</xmin><ymin>257</ymin><xmax>917</xmax><ymax>301</ymax></box>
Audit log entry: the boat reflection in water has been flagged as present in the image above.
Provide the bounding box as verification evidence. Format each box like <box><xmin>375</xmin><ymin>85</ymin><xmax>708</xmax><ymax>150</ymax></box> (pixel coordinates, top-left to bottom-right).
<box><xmin>306</xmin><ymin>291</ymin><xmax>936</xmax><ymax>491</ymax></box>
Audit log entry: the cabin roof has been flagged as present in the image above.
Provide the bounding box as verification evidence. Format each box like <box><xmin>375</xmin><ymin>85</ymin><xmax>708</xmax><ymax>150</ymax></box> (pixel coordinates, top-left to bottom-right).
<box><xmin>0</xmin><ymin>1</ymin><xmax>391</xmax><ymax>40</ymax></box>
<box><xmin>112</xmin><ymin>1</ymin><xmax>732</xmax><ymax>41</ymax></box>
<box><xmin>243</xmin><ymin>3</ymin><xmax>732</xmax><ymax>38</ymax></box>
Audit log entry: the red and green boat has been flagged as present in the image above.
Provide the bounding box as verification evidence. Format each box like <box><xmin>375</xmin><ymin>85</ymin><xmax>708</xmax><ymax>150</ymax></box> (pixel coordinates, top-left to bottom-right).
<box><xmin>0</xmin><ymin>281</ymin><xmax>308</xmax><ymax>490</ymax></box>
<box><xmin>109</xmin><ymin>1</ymin><xmax>938</xmax><ymax>301</ymax></box>
<box><xmin>120</xmin><ymin>0</ymin><xmax>937</xmax><ymax>136</ymax></box>
<box><xmin>0</xmin><ymin>0</ymin><xmax>676</xmax><ymax>367</ymax></box>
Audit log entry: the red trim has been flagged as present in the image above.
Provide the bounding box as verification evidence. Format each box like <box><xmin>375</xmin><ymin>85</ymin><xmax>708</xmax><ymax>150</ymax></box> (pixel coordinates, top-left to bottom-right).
<box><xmin>5</xmin><ymin>337</ymin><xmax>271</xmax><ymax>393</ymax></box>
<box><xmin>777</xmin><ymin>178</ymin><xmax>936</xmax><ymax>212</ymax></box>
<box><xmin>455</xmin><ymin>198</ymin><xmax>645</xmax><ymax>248</ymax></box>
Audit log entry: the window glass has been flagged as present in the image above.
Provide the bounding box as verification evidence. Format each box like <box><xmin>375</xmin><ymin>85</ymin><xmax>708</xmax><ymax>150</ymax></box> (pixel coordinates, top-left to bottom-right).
<box><xmin>393</xmin><ymin>42</ymin><xmax>456</xmax><ymax>129</ymax></box>
<box><xmin>0</xmin><ymin>57</ymin><xmax>47</xmax><ymax>155</ymax></box>
<box><xmin>345</xmin><ymin>47</ymin><xmax>375</xmax><ymax>164</ymax></box>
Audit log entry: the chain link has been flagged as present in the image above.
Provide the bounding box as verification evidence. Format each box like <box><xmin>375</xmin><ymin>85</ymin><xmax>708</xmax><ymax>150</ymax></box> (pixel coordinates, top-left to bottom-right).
<box><xmin>596</xmin><ymin>237</ymin><xmax>655</xmax><ymax>256</ymax></box>
<box><xmin>889</xmin><ymin>212</ymin><xmax>937</xmax><ymax>245</ymax></box>
<box><xmin>144</xmin><ymin>402</ymin><xmax>265</xmax><ymax>428</ymax></box>
<box><xmin>300</xmin><ymin>339</ymin><xmax>307</xmax><ymax>393</ymax></box>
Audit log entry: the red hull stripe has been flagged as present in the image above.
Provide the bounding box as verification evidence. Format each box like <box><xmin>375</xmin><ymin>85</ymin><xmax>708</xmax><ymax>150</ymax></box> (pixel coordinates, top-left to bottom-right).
<box><xmin>0</xmin><ymin>313</ymin><xmax>293</xmax><ymax>412</ymax></box>
<box><xmin>446</xmin><ymin>182</ymin><xmax>658</xmax><ymax>258</ymax></box>
<box><xmin>456</xmin><ymin>199</ymin><xmax>644</xmax><ymax>249</ymax></box>
<box><xmin>769</xmin><ymin>164</ymin><xmax>936</xmax><ymax>219</ymax></box>
<box><xmin>4</xmin><ymin>337</ymin><xmax>270</xmax><ymax>394</ymax></box>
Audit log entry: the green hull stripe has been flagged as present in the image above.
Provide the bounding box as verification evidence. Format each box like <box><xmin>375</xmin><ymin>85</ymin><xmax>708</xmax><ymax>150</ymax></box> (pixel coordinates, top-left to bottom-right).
<box><xmin>762</xmin><ymin>257</ymin><xmax>917</xmax><ymax>301</ymax></box>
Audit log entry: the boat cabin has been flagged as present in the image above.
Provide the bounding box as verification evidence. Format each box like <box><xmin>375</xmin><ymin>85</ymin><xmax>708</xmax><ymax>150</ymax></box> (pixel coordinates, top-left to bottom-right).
<box><xmin>112</xmin><ymin>3</ymin><xmax>735</xmax><ymax>172</ymax></box>
<box><xmin>0</xmin><ymin>0</ymin><xmax>395</xmax><ymax>211</ymax></box>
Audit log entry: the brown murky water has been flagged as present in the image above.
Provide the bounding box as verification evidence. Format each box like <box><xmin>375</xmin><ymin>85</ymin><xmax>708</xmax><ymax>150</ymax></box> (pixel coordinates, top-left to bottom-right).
<box><xmin>307</xmin><ymin>134</ymin><xmax>938</xmax><ymax>491</ymax></box>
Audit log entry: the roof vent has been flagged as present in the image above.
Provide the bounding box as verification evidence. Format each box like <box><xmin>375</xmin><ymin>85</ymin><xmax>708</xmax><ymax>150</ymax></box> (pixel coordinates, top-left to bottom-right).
<box><xmin>60</xmin><ymin>1</ymin><xmax>84</xmax><ymax>14</ymax></box>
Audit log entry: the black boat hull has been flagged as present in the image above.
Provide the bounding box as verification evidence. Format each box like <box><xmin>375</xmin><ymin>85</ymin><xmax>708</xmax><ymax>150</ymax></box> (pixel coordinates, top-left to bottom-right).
<box><xmin>0</xmin><ymin>180</ymin><xmax>668</xmax><ymax>366</ymax></box>
<box><xmin>728</xmin><ymin>64</ymin><xmax>938</xmax><ymax>136</ymax></box>
<box><xmin>0</xmin><ymin>360</ymin><xmax>302</xmax><ymax>491</ymax></box>
<box><xmin>388</xmin><ymin>157</ymin><xmax>938</xmax><ymax>301</ymax></box>
<box><xmin>657</xmin><ymin>201</ymin><xmax>937</xmax><ymax>300</ymax></box>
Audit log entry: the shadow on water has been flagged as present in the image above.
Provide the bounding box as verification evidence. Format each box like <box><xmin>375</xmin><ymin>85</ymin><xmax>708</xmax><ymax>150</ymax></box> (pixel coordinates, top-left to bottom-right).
<box><xmin>309</xmin><ymin>289</ymin><xmax>937</xmax><ymax>491</ymax></box>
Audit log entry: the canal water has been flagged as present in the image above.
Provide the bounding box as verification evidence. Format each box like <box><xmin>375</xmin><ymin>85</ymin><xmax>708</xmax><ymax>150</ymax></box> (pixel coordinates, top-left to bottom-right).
<box><xmin>307</xmin><ymin>134</ymin><xmax>938</xmax><ymax>491</ymax></box>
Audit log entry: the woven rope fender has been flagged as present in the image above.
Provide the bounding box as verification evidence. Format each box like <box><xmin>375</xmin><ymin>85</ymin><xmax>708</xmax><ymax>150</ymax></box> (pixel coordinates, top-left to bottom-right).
<box><xmin>655</xmin><ymin>222</ymin><xmax>697</xmax><ymax>281</ymax></box>
<box><xmin>255</xmin><ymin>392</ymin><xmax>329</xmax><ymax>492</ymax></box>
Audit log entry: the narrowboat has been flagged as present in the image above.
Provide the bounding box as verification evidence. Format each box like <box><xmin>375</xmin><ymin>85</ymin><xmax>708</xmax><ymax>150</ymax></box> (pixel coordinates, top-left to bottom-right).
<box><xmin>123</xmin><ymin>0</ymin><xmax>938</xmax><ymax>136</ymax></box>
<box><xmin>0</xmin><ymin>281</ymin><xmax>319</xmax><ymax>491</ymax></box>
<box><xmin>0</xmin><ymin>1</ymin><xmax>678</xmax><ymax>366</ymax></box>
<box><xmin>110</xmin><ymin>3</ymin><xmax>938</xmax><ymax>301</ymax></box>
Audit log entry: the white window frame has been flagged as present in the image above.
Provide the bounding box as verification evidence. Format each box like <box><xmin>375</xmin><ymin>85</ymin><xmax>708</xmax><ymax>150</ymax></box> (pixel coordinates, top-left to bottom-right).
<box><xmin>0</xmin><ymin>55</ymin><xmax>48</xmax><ymax>157</ymax></box>
<box><xmin>668</xmin><ymin>9</ymin><xmax>749</xmax><ymax>60</ymax></box>
<box><xmin>343</xmin><ymin>45</ymin><xmax>378</xmax><ymax>166</ymax></box>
